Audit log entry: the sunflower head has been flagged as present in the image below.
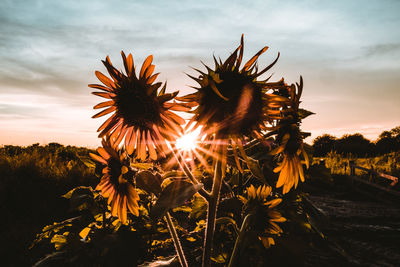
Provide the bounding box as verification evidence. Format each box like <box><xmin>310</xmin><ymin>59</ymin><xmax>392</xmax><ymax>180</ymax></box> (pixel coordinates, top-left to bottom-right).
<box><xmin>90</xmin><ymin>51</ymin><xmax>188</xmax><ymax>160</ymax></box>
<box><xmin>242</xmin><ymin>185</ymin><xmax>286</xmax><ymax>249</ymax></box>
<box><xmin>270</xmin><ymin>78</ymin><xmax>310</xmax><ymax>194</ymax></box>
<box><xmin>178</xmin><ymin>35</ymin><xmax>280</xmax><ymax>138</ymax></box>
<box><xmin>89</xmin><ymin>138</ymin><xmax>139</xmax><ymax>224</ymax></box>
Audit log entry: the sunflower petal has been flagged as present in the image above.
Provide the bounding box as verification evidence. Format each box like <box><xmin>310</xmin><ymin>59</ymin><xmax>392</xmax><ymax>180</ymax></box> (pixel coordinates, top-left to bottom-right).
<box><xmin>140</xmin><ymin>55</ymin><xmax>153</xmax><ymax>78</ymax></box>
<box><xmin>95</xmin><ymin>71</ymin><xmax>115</xmax><ymax>89</ymax></box>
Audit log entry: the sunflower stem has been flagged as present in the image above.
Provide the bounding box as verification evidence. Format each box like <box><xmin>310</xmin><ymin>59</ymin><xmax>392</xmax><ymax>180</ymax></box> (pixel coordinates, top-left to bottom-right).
<box><xmin>172</xmin><ymin>149</ymin><xmax>210</xmax><ymax>201</ymax></box>
<box><xmin>202</xmin><ymin>151</ymin><xmax>223</xmax><ymax>267</ymax></box>
<box><xmin>165</xmin><ymin>212</ymin><xmax>188</xmax><ymax>267</ymax></box>
<box><xmin>228</xmin><ymin>214</ymin><xmax>252</xmax><ymax>267</ymax></box>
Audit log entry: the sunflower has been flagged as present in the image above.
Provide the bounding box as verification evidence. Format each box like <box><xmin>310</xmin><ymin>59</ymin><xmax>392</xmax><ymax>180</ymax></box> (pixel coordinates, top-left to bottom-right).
<box><xmin>90</xmin><ymin>51</ymin><xmax>190</xmax><ymax>160</ymax></box>
<box><xmin>90</xmin><ymin>138</ymin><xmax>139</xmax><ymax>224</ymax></box>
<box><xmin>269</xmin><ymin>78</ymin><xmax>309</xmax><ymax>194</ymax></box>
<box><xmin>243</xmin><ymin>185</ymin><xmax>286</xmax><ymax>249</ymax></box>
<box><xmin>176</xmin><ymin>35</ymin><xmax>289</xmax><ymax>172</ymax></box>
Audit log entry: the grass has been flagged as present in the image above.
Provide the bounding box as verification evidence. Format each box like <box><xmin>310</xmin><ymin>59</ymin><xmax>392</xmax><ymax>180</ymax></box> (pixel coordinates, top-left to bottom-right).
<box><xmin>313</xmin><ymin>151</ymin><xmax>400</xmax><ymax>177</ymax></box>
<box><xmin>0</xmin><ymin>144</ymin><xmax>97</xmax><ymax>266</ymax></box>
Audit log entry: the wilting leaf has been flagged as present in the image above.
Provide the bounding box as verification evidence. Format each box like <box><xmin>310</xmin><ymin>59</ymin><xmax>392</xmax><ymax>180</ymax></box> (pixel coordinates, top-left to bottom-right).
<box><xmin>150</xmin><ymin>181</ymin><xmax>203</xmax><ymax>220</ymax></box>
<box><xmin>135</xmin><ymin>170</ymin><xmax>162</xmax><ymax>195</ymax></box>
<box><xmin>298</xmin><ymin>108</ymin><xmax>315</xmax><ymax>119</ymax></box>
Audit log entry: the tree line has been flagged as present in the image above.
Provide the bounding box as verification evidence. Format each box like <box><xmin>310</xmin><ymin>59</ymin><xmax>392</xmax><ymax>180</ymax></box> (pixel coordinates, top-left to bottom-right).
<box><xmin>312</xmin><ymin>126</ymin><xmax>400</xmax><ymax>157</ymax></box>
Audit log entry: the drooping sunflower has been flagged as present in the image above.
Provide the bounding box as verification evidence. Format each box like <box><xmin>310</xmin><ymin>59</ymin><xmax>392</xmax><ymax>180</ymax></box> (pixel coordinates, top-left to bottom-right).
<box><xmin>90</xmin><ymin>138</ymin><xmax>139</xmax><ymax>224</ymax></box>
<box><xmin>243</xmin><ymin>185</ymin><xmax>286</xmax><ymax>249</ymax></box>
<box><xmin>176</xmin><ymin>35</ymin><xmax>289</xmax><ymax>172</ymax></box>
<box><xmin>90</xmin><ymin>51</ymin><xmax>190</xmax><ymax>160</ymax></box>
<box><xmin>269</xmin><ymin>78</ymin><xmax>309</xmax><ymax>194</ymax></box>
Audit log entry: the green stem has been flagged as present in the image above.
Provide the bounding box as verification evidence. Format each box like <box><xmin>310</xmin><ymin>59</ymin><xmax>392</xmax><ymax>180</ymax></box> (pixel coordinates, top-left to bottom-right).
<box><xmin>172</xmin><ymin>149</ymin><xmax>210</xmax><ymax>201</ymax></box>
<box><xmin>202</xmin><ymin>158</ymin><xmax>223</xmax><ymax>267</ymax></box>
<box><xmin>228</xmin><ymin>214</ymin><xmax>252</xmax><ymax>267</ymax></box>
<box><xmin>165</xmin><ymin>212</ymin><xmax>188</xmax><ymax>267</ymax></box>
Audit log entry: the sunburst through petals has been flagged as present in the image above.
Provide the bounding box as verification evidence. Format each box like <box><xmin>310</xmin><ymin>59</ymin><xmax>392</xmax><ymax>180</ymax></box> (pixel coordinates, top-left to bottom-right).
<box><xmin>90</xmin><ymin>51</ymin><xmax>191</xmax><ymax>161</ymax></box>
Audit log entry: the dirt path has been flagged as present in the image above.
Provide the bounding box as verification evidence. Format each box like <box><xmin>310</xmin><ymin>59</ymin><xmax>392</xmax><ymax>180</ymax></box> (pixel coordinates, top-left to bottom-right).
<box><xmin>304</xmin><ymin>175</ymin><xmax>400</xmax><ymax>266</ymax></box>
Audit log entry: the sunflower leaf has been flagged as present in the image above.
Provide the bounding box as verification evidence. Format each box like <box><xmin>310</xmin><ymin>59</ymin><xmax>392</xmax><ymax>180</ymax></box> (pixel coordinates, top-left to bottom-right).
<box><xmin>246</xmin><ymin>157</ymin><xmax>265</xmax><ymax>183</ymax></box>
<box><xmin>135</xmin><ymin>170</ymin><xmax>162</xmax><ymax>196</ymax></box>
<box><xmin>150</xmin><ymin>181</ymin><xmax>203</xmax><ymax>220</ymax></box>
<box><xmin>298</xmin><ymin>108</ymin><xmax>315</xmax><ymax>120</ymax></box>
<box><xmin>189</xmin><ymin>194</ymin><xmax>207</xmax><ymax>220</ymax></box>
<box><xmin>216</xmin><ymin>217</ymin><xmax>239</xmax><ymax>234</ymax></box>
<box><xmin>78</xmin><ymin>156</ymin><xmax>96</xmax><ymax>169</ymax></box>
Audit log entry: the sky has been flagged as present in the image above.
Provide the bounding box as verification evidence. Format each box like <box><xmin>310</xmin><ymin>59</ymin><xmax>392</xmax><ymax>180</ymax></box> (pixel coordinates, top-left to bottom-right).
<box><xmin>0</xmin><ymin>0</ymin><xmax>399</xmax><ymax>147</ymax></box>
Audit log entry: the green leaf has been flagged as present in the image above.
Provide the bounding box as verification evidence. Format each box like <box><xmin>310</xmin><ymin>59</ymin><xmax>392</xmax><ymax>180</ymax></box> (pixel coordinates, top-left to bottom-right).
<box><xmin>172</xmin><ymin>206</ymin><xmax>192</xmax><ymax>213</ymax></box>
<box><xmin>189</xmin><ymin>195</ymin><xmax>207</xmax><ymax>220</ymax></box>
<box><xmin>216</xmin><ymin>217</ymin><xmax>239</xmax><ymax>234</ymax></box>
<box><xmin>78</xmin><ymin>156</ymin><xmax>96</xmax><ymax>168</ymax></box>
<box><xmin>140</xmin><ymin>256</ymin><xmax>177</xmax><ymax>266</ymax></box>
<box><xmin>247</xmin><ymin>157</ymin><xmax>265</xmax><ymax>182</ymax></box>
<box><xmin>298</xmin><ymin>108</ymin><xmax>315</xmax><ymax>120</ymax></box>
<box><xmin>63</xmin><ymin>187</ymin><xmax>94</xmax><ymax>212</ymax></box>
<box><xmin>51</xmin><ymin>233</ymin><xmax>68</xmax><ymax>250</ymax></box>
<box><xmin>62</xmin><ymin>186</ymin><xmax>93</xmax><ymax>199</ymax></box>
<box><xmin>150</xmin><ymin>181</ymin><xmax>203</xmax><ymax>220</ymax></box>
<box><xmin>211</xmin><ymin>252</ymin><xmax>228</xmax><ymax>263</ymax></box>
<box><xmin>229</xmin><ymin>168</ymin><xmax>240</xmax><ymax>186</ymax></box>
<box><xmin>135</xmin><ymin>170</ymin><xmax>162</xmax><ymax>195</ymax></box>
<box><xmin>130</xmin><ymin>162</ymin><xmax>153</xmax><ymax>170</ymax></box>
<box><xmin>162</xmin><ymin>170</ymin><xmax>184</xmax><ymax>179</ymax></box>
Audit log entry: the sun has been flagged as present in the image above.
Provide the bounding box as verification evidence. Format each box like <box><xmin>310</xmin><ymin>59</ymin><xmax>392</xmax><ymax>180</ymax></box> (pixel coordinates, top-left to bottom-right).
<box><xmin>175</xmin><ymin>128</ymin><xmax>201</xmax><ymax>151</ymax></box>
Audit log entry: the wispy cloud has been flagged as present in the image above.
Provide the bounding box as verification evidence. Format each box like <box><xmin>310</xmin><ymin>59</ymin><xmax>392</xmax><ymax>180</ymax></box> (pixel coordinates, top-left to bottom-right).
<box><xmin>0</xmin><ymin>0</ymin><xmax>399</xmax><ymax>146</ymax></box>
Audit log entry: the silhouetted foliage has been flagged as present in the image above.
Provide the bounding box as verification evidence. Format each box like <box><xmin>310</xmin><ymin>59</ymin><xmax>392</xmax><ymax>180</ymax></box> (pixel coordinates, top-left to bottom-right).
<box><xmin>336</xmin><ymin>133</ymin><xmax>375</xmax><ymax>157</ymax></box>
<box><xmin>376</xmin><ymin>126</ymin><xmax>400</xmax><ymax>154</ymax></box>
<box><xmin>312</xmin><ymin>126</ymin><xmax>400</xmax><ymax>157</ymax></box>
<box><xmin>312</xmin><ymin>134</ymin><xmax>337</xmax><ymax>157</ymax></box>
<box><xmin>0</xmin><ymin>144</ymin><xmax>97</xmax><ymax>266</ymax></box>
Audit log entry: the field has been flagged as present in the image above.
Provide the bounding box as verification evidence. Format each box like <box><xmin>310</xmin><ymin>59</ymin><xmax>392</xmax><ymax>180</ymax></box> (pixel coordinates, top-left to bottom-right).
<box><xmin>1</xmin><ymin>143</ymin><xmax>399</xmax><ymax>266</ymax></box>
<box><xmin>314</xmin><ymin>151</ymin><xmax>400</xmax><ymax>178</ymax></box>
<box><xmin>0</xmin><ymin>144</ymin><xmax>97</xmax><ymax>266</ymax></box>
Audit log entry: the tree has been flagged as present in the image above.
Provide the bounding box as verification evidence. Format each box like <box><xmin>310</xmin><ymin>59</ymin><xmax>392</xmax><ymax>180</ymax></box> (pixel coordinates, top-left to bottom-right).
<box><xmin>336</xmin><ymin>133</ymin><xmax>374</xmax><ymax>157</ymax></box>
<box><xmin>312</xmin><ymin>134</ymin><xmax>337</xmax><ymax>157</ymax></box>
<box><xmin>375</xmin><ymin>126</ymin><xmax>400</xmax><ymax>154</ymax></box>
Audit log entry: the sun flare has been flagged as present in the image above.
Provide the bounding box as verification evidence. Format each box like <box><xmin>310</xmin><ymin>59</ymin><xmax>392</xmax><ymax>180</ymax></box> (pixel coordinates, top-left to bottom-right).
<box><xmin>175</xmin><ymin>128</ymin><xmax>201</xmax><ymax>151</ymax></box>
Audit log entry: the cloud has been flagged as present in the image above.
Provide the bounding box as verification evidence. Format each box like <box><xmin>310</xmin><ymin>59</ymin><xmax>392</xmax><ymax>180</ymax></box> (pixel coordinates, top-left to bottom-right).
<box><xmin>0</xmin><ymin>0</ymin><xmax>400</xmax><ymax>146</ymax></box>
<box><xmin>364</xmin><ymin>43</ymin><xmax>400</xmax><ymax>57</ymax></box>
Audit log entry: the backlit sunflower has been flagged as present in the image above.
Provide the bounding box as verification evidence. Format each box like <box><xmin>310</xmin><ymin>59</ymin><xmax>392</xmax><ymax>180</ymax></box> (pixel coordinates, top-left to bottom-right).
<box><xmin>243</xmin><ymin>185</ymin><xmax>286</xmax><ymax>249</ymax></box>
<box><xmin>270</xmin><ymin>79</ymin><xmax>309</xmax><ymax>194</ymax></box>
<box><xmin>176</xmin><ymin>36</ymin><xmax>290</xmax><ymax>172</ymax></box>
<box><xmin>90</xmin><ymin>138</ymin><xmax>139</xmax><ymax>224</ymax></box>
<box><xmin>90</xmin><ymin>51</ymin><xmax>190</xmax><ymax>160</ymax></box>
